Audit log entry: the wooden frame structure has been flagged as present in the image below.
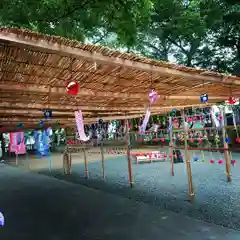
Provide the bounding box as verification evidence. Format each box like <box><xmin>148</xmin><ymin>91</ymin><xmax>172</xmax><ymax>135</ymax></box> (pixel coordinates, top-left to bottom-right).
<box><xmin>1</xmin><ymin>28</ymin><xmax>240</xmax><ymax>201</ymax></box>
<box><xmin>1</xmin><ymin>28</ymin><xmax>240</xmax><ymax>132</ymax></box>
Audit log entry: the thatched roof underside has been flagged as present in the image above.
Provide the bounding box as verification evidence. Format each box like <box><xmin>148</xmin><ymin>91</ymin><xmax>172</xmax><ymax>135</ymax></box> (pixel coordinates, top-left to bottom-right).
<box><xmin>0</xmin><ymin>27</ymin><xmax>240</xmax><ymax>131</ymax></box>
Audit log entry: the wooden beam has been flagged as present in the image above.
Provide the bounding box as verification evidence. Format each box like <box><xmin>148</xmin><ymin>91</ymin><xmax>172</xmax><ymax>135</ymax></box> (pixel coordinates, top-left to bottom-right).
<box><xmin>0</xmin><ymin>83</ymin><xmax>230</xmax><ymax>101</ymax></box>
<box><xmin>0</xmin><ymin>101</ymin><xmax>209</xmax><ymax>112</ymax></box>
<box><xmin>0</xmin><ymin>109</ymin><xmax>153</xmax><ymax>116</ymax></box>
<box><xmin>0</xmin><ymin>83</ymin><xmax>148</xmax><ymax>100</ymax></box>
<box><xmin>0</xmin><ymin>30</ymin><xmax>239</xmax><ymax>85</ymax></box>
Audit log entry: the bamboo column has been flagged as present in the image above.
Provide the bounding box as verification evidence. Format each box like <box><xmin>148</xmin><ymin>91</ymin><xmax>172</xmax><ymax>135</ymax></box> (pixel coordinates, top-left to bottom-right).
<box><xmin>100</xmin><ymin>142</ymin><xmax>105</xmax><ymax>180</ymax></box>
<box><xmin>182</xmin><ymin>111</ymin><xmax>195</xmax><ymax>202</ymax></box>
<box><xmin>125</xmin><ymin>119</ymin><xmax>134</xmax><ymax>188</ymax></box>
<box><xmin>220</xmin><ymin>108</ymin><xmax>231</xmax><ymax>182</ymax></box>
<box><xmin>168</xmin><ymin>116</ymin><xmax>175</xmax><ymax>176</ymax></box>
<box><xmin>67</xmin><ymin>152</ymin><xmax>72</xmax><ymax>174</ymax></box>
<box><xmin>83</xmin><ymin>148</ymin><xmax>89</xmax><ymax>179</ymax></box>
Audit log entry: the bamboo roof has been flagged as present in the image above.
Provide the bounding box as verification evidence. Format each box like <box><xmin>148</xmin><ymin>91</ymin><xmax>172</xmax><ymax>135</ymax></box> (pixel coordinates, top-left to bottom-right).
<box><xmin>0</xmin><ymin>27</ymin><xmax>240</xmax><ymax>132</ymax></box>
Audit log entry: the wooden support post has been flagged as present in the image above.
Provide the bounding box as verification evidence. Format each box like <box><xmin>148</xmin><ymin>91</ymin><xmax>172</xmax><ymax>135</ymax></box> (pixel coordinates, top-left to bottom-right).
<box><xmin>220</xmin><ymin>108</ymin><xmax>232</xmax><ymax>182</ymax></box>
<box><xmin>68</xmin><ymin>152</ymin><xmax>72</xmax><ymax>174</ymax></box>
<box><xmin>168</xmin><ymin>116</ymin><xmax>175</xmax><ymax>176</ymax></box>
<box><xmin>15</xmin><ymin>153</ymin><xmax>18</xmax><ymax>166</ymax></box>
<box><xmin>83</xmin><ymin>148</ymin><xmax>89</xmax><ymax>179</ymax></box>
<box><xmin>63</xmin><ymin>150</ymin><xmax>68</xmax><ymax>174</ymax></box>
<box><xmin>125</xmin><ymin>119</ymin><xmax>134</xmax><ymax>188</ymax></box>
<box><xmin>100</xmin><ymin>142</ymin><xmax>105</xmax><ymax>180</ymax></box>
<box><xmin>182</xmin><ymin>112</ymin><xmax>195</xmax><ymax>202</ymax></box>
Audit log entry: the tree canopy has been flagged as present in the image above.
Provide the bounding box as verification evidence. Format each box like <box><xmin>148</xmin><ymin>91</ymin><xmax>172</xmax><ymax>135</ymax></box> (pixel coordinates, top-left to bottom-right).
<box><xmin>0</xmin><ymin>0</ymin><xmax>239</xmax><ymax>75</ymax></box>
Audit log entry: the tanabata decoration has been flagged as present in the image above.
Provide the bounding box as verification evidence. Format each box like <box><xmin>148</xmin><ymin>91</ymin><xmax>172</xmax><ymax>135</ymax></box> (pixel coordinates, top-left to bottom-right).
<box><xmin>98</xmin><ymin>119</ymin><xmax>103</xmax><ymax>125</ymax></box>
<box><xmin>0</xmin><ymin>212</ymin><xmax>4</xmax><ymax>226</ymax></box>
<box><xmin>17</xmin><ymin>122</ymin><xmax>23</xmax><ymax>128</ymax></box>
<box><xmin>66</xmin><ymin>81</ymin><xmax>79</xmax><ymax>95</ymax></box>
<box><xmin>34</xmin><ymin>130</ymin><xmax>50</xmax><ymax>156</ymax></box>
<box><xmin>200</xmin><ymin>94</ymin><xmax>208</xmax><ymax>103</ymax></box>
<box><xmin>75</xmin><ymin>110</ymin><xmax>90</xmax><ymax>141</ymax></box>
<box><xmin>9</xmin><ymin>132</ymin><xmax>26</xmax><ymax>155</ymax></box>
<box><xmin>39</xmin><ymin>120</ymin><xmax>44</xmax><ymax>127</ymax></box>
<box><xmin>44</xmin><ymin>109</ymin><xmax>52</xmax><ymax>119</ymax></box>
<box><xmin>228</xmin><ymin>96</ymin><xmax>236</xmax><ymax>105</ymax></box>
<box><xmin>139</xmin><ymin>90</ymin><xmax>159</xmax><ymax>135</ymax></box>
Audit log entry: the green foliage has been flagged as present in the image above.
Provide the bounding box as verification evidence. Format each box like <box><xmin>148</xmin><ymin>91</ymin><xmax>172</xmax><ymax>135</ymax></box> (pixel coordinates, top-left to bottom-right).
<box><xmin>0</xmin><ymin>0</ymin><xmax>152</xmax><ymax>45</ymax></box>
<box><xmin>0</xmin><ymin>0</ymin><xmax>239</xmax><ymax>74</ymax></box>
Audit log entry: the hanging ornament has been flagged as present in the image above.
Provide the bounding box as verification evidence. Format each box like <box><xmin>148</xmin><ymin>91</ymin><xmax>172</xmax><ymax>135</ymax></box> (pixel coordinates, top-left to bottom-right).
<box><xmin>148</xmin><ymin>89</ymin><xmax>159</xmax><ymax>104</ymax></box>
<box><xmin>225</xmin><ymin>137</ymin><xmax>230</xmax><ymax>143</ymax></box>
<box><xmin>231</xmin><ymin>159</ymin><xmax>236</xmax><ymax>166</ymax></box>
<box><xmin>200</xmin><ymin>93</ymin><xmax>208</xmax><ymax>103</ymax></box>
<box><xmin>39</xmin><ymin>120</ymin><xmax>44</xmax><ymax>127</ymax></box>
<box><xmin>189</xmin><ymin>138</ymin><xmax>194</xmax><ymax>143</ymax></box>
<box><xmin>98</xmin><ymin>119</ymin><xmax>103</xmax><ymax>125</ymax></box>
<box><xmin>236</xmin><ymin>137</ymin><xmax>240</xmax><ymax>143</ymax></box>
<box><xmin>0</xmin><ymin>211</ymin><xmax>4</xmax><ymax>226</ymax></box>
<box><xmin>160</xmin><ymin>137</ymin><xmax>165</xmax><ymax>142</ymax></box>
<box><xmin>187</xmin><ymin>117</ymin><xmax>193</xmax><ymax>123</ymax></box>
<box><xmin>200</xmin><ymin>115</ymin><xmax>205</xmax><ymax>123</ymax></box>
<box><xmin>66</xmin><ymin>81</ymin><xmax>79</xmax><ymax>95</ymax></box>
<box><xmin>17</xmin><ymin>122</ymin><xmax>23</xmax><ymax>128</ymax></box>
<box><xmin>193</xmin><ymin>116</ymin><xmax>198</xmax><ymax>123</ymax></box>
<box><xmin>228</xmin><ymin>96</ymin><xmax>236</xmax><ymax>105</ymax></box>
<box><xmin>193</xmin><ymin>156</ymin><xmax>199</xmax><ymax>161</ymax></box>
<box><xmin>218</xmin><ymin>159</ymin><xmax>224</xmax><ymax>164</ymax></box>
<box><xmin>43</xmin><ymin>109</ymin><xmax>52</xmax><ymax>119</ymax></box>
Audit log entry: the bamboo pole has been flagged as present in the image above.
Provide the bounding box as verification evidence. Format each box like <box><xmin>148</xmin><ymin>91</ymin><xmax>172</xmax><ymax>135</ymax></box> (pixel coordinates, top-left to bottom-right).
<box><xmin>220</xmin><ymin>108</ymin><xmax>231</xmax><ymax>182</ymax></box>
<box><xmin>15</xmin><ymin>153</ymin><xmax>18</xmax><ymax>166</ymax></box>
<box><xmin>100</xmin><ymin>142</ymin><xmax>105</xmax><ymax>180</ymax></box>
<box><xmin>83</xmin><ymin>148</ymin><xmax>89</xmax><ymax>179</ymax></box>
<box><xmin>182</xmin><ymin>112</ymin><xmax>195</xmax><ymax>202</ymax></box>
<box><xmin>168</xmin><ymin>116</ymin><xmax>175</xmax><ymax>176</ymax></box>
<box><xmin>125</xmin><ymin>119</ymin><xmax>134</xmax><ymax>188</ymax></box>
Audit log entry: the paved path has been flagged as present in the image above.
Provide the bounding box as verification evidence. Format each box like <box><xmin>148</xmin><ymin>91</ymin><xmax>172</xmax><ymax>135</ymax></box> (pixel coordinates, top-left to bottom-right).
<box><xmin>0</xmin><ymin>165</ymin><xmax>239</xmax><ymax>240</ymax></box>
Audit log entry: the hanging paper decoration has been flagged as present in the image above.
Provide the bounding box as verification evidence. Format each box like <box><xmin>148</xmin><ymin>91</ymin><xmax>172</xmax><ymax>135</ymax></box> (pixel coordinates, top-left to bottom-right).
<box><xmin>75</xmin><ymin>110</ymin><xmax>90</xmax><ymax>142</ymax></box>
<box><xmin>17</xmin><ymin>123</ymin><xmax>23</xmax><ymax>128</ymax></box>
<box><xmin>98</xmin><ymin>119</ymin><xmax>103</xmax><ymax>125</ymax></box>
<box><xmin>148</xmin><ymin>89</ymin><xmax>159</xmax><ymax>104</ymax></box>
<box><xmin>9</xmin><ymin>132</ymin><xmax>26</xmax><ymax>155</ymax></box>
<box><xmin>228</xmin><ymin>96</ymin><xmax>236</xmax><ymax>105</ymax></box>
<box><xmin>66</xmin><ymin>81</ymin><xmax>79</xmax><ymax>95</ymax></box>
<box><xmin>139</xmin><ymin>108</ymin><xmax>151</xmax><ymax>135</ymax></box>
<box><xmin>44</xmin><ymin>109</ymin><xmax>52</xmax><ymax>119</ymax></box>
<box><xmin>35</xmin><ymin>130</ymin><xmax>50</xmax><ymax>156</ymax></box>
<box><xmin>0</xmin><ymin>212</ymin><xmax>4</xmax><ymax>226</ymax></box>
<box><xmin>139</xmin><ymin>90</ymin><xmax>159</xmax><ymax>135</ymax></box>
<box><xmin>39</xmin><ymin>120</ymin><xmax>44</xmax><ymax>127</ymax></box>
<box><xmin>231</xmin><ymin>159</ymin><xmax>236</xmax><ymax>166</ymax></box>
<box><xmin>210</xmin><ymin>106</ymin><xmax>220</xmax><ymax>128</ymax></box>
<box><xmin>200</xmin><ymin>94</ymin><xmax>208</xmax><ymax>103</ymax></box>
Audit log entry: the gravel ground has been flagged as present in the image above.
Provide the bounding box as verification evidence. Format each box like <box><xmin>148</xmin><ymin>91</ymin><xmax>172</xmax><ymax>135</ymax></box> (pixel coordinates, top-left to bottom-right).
<box><xmin>38</xmin><ymin>149</ymin><xmax>240</xmax><ymax>230</ymax></box>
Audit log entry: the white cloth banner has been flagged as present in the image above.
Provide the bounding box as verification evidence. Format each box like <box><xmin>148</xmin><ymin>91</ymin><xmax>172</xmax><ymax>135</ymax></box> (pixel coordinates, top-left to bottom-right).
<box><xmin>74</xmin><ymin>110</ymin><xmax>90</xmax><ymax>142</ymax></box>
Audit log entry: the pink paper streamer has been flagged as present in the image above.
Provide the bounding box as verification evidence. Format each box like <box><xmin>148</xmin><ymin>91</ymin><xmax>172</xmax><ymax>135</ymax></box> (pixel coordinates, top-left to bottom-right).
<box><xmin>75</xmin><ymin>110</ymin><xmax>90</xmax><ymax>142</ymax></box>
<box><xmin>10</xmin><ymin>132</ymin><xmax>26</xmax><ymax>154</ymax></box>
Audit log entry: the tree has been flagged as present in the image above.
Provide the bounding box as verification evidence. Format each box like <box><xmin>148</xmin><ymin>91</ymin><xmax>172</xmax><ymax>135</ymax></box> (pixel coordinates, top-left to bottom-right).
<box><xmin>0</xmin><ymin>0</ymin><xmax>152</xmax><ymax>46</ymax></box>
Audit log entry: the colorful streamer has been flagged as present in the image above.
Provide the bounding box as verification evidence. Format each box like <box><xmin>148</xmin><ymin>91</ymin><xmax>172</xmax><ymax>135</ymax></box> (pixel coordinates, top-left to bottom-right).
<box><xmin>75</xmin><ymin>110</ymin><xmax>90</xmax><ymax>141</ymax></box>
<box><xmin>139</xmin><ymin>90</ymin><xmax>159</xmax><ymax>135</ymax></box>
<box><xmin>139</xmin><ymin>108</ymin><xmax>151</xmax><ymax>135</ymax></box>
